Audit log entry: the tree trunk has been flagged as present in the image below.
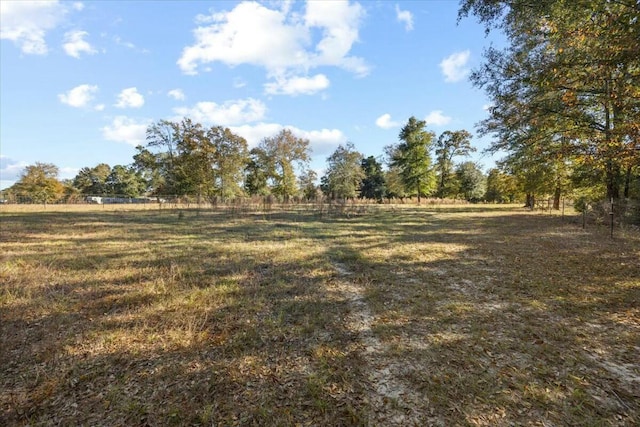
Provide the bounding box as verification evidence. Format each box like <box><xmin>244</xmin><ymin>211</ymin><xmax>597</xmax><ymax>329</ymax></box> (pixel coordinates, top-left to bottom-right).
<box><xmin>553</xmin><ymin>186</ymin><xmax>561</xmax><ymax>210</ymax></box>
<box><xmin>605</xmin><ymin>160</ymin><xmax>621</xmax><ymax>201</ymax></box>
<box><xmin>525</xmin><ymin>193</ymin><xmax>535</xmax><ymax>209</ymax></box>
<box><xmin>623</xmin><ymin>165</ymin><xmax>632</xmax><ymax>199</ymax></box>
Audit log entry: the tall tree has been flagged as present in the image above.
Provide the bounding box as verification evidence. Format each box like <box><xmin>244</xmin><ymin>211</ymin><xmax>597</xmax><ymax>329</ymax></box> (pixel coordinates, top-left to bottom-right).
<box><xmin>460</xmin><ymin>0</ymin><xmax>640</xmax><ymax>202</ymax></box>
<box><xmin>14</xmin><ymin>162</ymin><xmax>63</xmax><ymax>204</ymax></box>
<box><xmin>322</xmin><ymin>142</ymin><xmax>365</xmax><ymax>200</ymax></box>
<box><xmin>208</xmin><ymin>126</ymin><xmax>248</xmax><ymax>200</ymax></box>
<box><xmin>435</xmin><ymin>130</ymin><xmax>475</xmax><ymax>198</ymax></box>
<box><xmin>359</xmin><ymin>156</ymin><xmax>386</xmax><ymax>202</ymax></box>
<box><xmin>258</xmin><ymin>129</ymin><xmax>310</xmax><ymax>201</ymax></box>
<box><xmin>390</xmin><ymin>116</ymin><xmax>436</xmax><ymax>203</ymax></box>
<box><xmin>455</xmin><ymin>161</ymin><xmax>486</xmax><ymax>202</ymax></box>
<box><xmin>142</xmin><ymin>120</ymin><xmax>181</xmax><ymax>195</ymax></box>
<box><xmin>244</xmin><ymin>147</ymin><xmax>271</xmax><ymax>196</ymax></box>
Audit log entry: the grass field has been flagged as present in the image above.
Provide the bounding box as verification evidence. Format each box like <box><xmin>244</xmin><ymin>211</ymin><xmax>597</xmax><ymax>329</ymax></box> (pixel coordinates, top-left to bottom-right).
<box><xmin>1</xmin><ymin>204</ymin><xmax>639</xmax><ymax>426</ymax></box>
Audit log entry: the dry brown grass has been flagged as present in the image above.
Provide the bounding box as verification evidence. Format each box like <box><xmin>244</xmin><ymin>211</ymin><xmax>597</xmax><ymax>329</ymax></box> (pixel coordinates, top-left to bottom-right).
<box><xmin>1</xmin><ymin>204</ymin><xmax>638</xmax><ymax>426</ymax></box>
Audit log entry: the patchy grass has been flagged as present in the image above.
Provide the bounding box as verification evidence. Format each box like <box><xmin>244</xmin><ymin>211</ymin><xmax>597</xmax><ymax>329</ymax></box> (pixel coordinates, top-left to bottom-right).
<box><xmin>1</xmin><ymin>204</ymin><xmax>638</xmax><ymax>426</ymax></box>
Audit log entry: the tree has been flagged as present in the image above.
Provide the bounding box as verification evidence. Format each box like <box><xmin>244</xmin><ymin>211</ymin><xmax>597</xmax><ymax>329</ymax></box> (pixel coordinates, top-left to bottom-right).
<box><xmin>359</xmin><ymin>156</ymin><xmax>386</xmax><ymax>202</ymax></box>
<box><xmin>208</xmin><ymin>126</ymin><xmax>248</xmax><ymax>200</ymax></box>
<box><xmin>244</xmin><ymin>148</ymin><xmax>271</xmax><ymax>196</ymax></box>
<box><xmin>390</xmin><ymin>117</ymin><xmax>436</xmax><ymax>203</ymax></box>
<box><xmin>485</xmin><ymin>168</ymin><xmax>520</xmax><ymax>203</ymax></box>
<box><xmin>258</xmin><ymin>129</ymin><xmax>310</xmax><ymax>201</ymax></box>
<box><xmin>298</xmin><ymin>169</ymin><xmax>319</xmax><ymax>201</ymax></box>
<box><xmin>455</xmin><ymin>162</ymin><xmax>486</xmax><ymax>202</ymax></box>
<box><xmin>322</xmin><ymin>142</ymin><xmax>365</xmax><ymax>200</ymax></box>
<box><xmin>132</xmin><ymin>146</ymin><xmax>167</xmax><ymax>195</ymax></box>
<box><xmin>105</xmin><ymin>165</ymin><xmax>146</xmax><ymax>197</ymax></box>
<box><xmin>14</xmin><ymin>162</ymin><xmax>64</xmax><ymax>204</ymax></box>
<box><xmin>73</xmin><ymin>163</ymin><xmax>111</xmax><ymax>195</ymax></box>
<box><xmin>141</xmin><ymin>120</ymin><xmax>181</xmax><ymax>195</ymax></box>
<box><xmin>460</xmin><ymin>0</ymin><xmax>640</xmax><ymax>202</ymax></box>
<box><xmin>435</xmin><ymin>130</ymin><xmax>475</xmax><ymax>198</ymax></box>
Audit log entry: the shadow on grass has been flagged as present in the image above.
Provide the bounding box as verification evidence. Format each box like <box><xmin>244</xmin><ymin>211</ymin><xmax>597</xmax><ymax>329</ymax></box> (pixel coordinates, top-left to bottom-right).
<box><xmin>1</xmin><ymin>206</ymin><xmax>638</xmax><ymax>425</ymax></box>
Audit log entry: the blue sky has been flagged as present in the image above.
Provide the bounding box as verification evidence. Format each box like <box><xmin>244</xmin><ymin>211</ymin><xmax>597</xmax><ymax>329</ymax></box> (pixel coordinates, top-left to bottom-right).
<box><xmin>0</xmin><ymin>0</ymin><xmax>505</xmax><ymax>190</ymax></box>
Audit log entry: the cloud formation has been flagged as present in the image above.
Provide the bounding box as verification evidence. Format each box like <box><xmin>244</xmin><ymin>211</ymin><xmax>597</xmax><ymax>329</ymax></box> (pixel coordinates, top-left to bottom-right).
<box><xmin>101</xmin><ymin>116</ymin><xmax>150</xmax><ymax>146</ymax></box>
<box><xmin>63</xmin><ymin>30</ymin><xmax>96</xmax><ymax>58</ymax></box>
<box><xmin>115</xmin><ymin>87</ymin><xmax>144</xmax><ymax>109</ymax></box>
<box><xmin>167</xmin><ymin>89</ymin><xmax>186</xmax><ymax>101</ymax></box>
<box><xmin>424</xmin><ymin>110</ymin><xmax>452</xmax><ymax>126</ymax></box>
<box><xmin>0</xmin><ymin>1</ymin><xmax>79</xmax><ymax>55</ymax></box>
<box><xmin>439</xmin><ymin>50</ymin><xmax>471</xmax><ymax>83</ymax></box>
<box><xmin>264</xmin><ymin>74</ymin><xmax>330</xmax><ymax>96</ymax></box>
<box><xmin>58</xmin><ymin>84</ymin><xmax>99</xmax><ymax>108</ymax></box>
<box><xmin>177</xmin><ymin>1</ymin><xmax>367</xmax><ymax>96</ymax></box>
<box><xmin>173</xmin><ymin>98</ymin><xmax>267</xmax><ymax>126</ymax></box>
<box><xmin>375</xmin><ymin>113</ymin><xmax>400</xmax><ymax>129</ymax></box>
<box><xmin>395</xmin><ymin>5</ymin><xmax>413</xmax><ymax>31</ymax></box>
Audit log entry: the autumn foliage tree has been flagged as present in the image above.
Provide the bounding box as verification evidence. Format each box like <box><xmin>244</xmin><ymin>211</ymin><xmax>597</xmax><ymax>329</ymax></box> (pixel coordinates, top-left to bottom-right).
<box><xmin>461</xmin><ymin>0</ymin><xmax>640</xmax><ymax>204</ymax></box>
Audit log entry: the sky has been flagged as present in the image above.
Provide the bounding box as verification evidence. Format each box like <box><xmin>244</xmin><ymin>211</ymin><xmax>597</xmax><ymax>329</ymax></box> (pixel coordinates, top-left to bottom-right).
<box><xmin>0</xmin><ymin>0</ymin><xmax>506</xmax><ymax>190</ymax></box>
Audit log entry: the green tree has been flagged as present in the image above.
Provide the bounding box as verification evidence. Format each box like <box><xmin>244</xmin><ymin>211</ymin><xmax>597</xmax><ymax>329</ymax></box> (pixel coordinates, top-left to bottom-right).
<box><xmin>435</xmin><ymin>130</ymin><xmax>475</xmax><ymax>198</ymax></box>
<box><xmin>244</xmin><ymin>148</ymin><xmax>271</xmax><ymax>196</ymax></box>
<box><xmin>208</xmin><ymin>126</ymin><xmax>248</xmax><ymax>200</ymax></box>
<box><xmin>258</xmin><ymin>129</ymin><xmax>310</xmax><ymax>201</ymax></box>
<box><xmin>73</xmin><ymin>163</ymin><xmax>111</xmax><ymax>195</ymax></box>
<box><xmin>455</xmin><ymin>161</ymin><xmax>486</xmax><ymax>202</ymax></box>
<box><xmin>14</xmin><ymin>162</ymin><xmax>64</xmax><ymax>204</ymax></box>
<box><xmin>359</xmin><ymin>156</ymin><xmax>386</xmax><ymax>202</ymax></box>
<box><xmin>298</xmin><ymin>169</ymin><xmax>319</xmax><ymax>201</ymax></box>
<box><xmin>384</xmin><ymin>168</ymin><xmax>409</xmax><ymax>202</ymax></box>
<box><xmin>132</xmin><ymin>146</ymin><xmax>167</xmax><ymax>195</ymax></box>
<box><xmin>106</xmin><ymin>165</ymin><xmax>146</xmax><ymax>197</ymax></box>
<box><xmin>390</xmin><ymin>116</ymin><xmax>436</xmax><ymax>203</ymax></box>
<box><xmin>322</xmin><ymin>142</ymin><xmax>365</xmax><ymax>200</ymax></box>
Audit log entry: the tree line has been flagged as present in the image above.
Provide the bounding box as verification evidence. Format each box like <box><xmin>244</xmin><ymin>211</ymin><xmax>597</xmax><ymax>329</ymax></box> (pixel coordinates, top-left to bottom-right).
<box><xmin>3</xmin><ymin>116</ymin><xmax>499</xmax><ymax>205</ymax></box>
<box><xmin>4</xmin><ymin>2</ymin><xmax>638</xmax><ymax>210</ymax></box>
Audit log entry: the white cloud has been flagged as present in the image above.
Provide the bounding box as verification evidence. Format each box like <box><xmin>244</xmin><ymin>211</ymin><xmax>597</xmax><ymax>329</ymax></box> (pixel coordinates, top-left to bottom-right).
<box><xmin>230</xmin><ymin>123</ymin><xmax>346</xmax><ymax>155</ymax></box>
<box><xmin>115</xmin><ymin>87</ymin><xmax>145</xmax><ymax>109</ymax></box>
<box><xmin>375</xmin><ymin>113</ymin><xmax>400</xmax><ymax>129</ymax></box>
<box><xmin>63</xmin><ymin>30</ymin><xmax>96</xmax><ymax>58</ymax></box>
<box><xmin>177</xmin><ymin>1</ymin><xmax>368</xmax><ymax>92</ymax></box>
<box><xmin>174</xmin><ymin>98</ymin><xmax>266</xmax><ymax>126</ymax></box>
<box><xmin>72</xmin><ymin>3</ymin><xmax>84</xmax><ymax>12</ymax></box>
<box><xmin>101</xmin><ymin>116</ymin><xmax>150</xmax><ymax>146</ymax></box>
<box><xmin>424</xmin><ymin>110</ymin><xmax>452</xmax><ymax>126</ymax></box>
<box><xmin>264</xmin><ymin>74</ymin><xmax>330</xmax><ymax>96</ymax></box>
<box><xmin>395</xmin><ymin>5</ymin><xmax>413</xmax><ymax>31</ymax></box>
<box><xmin>0</xmin><ymin>0</ymin><xmax>75</xmax><ymax>55</ymax></box>
<box><xmin>439</xmin><ymin>50</ymin><xmax>471</xmax><ymax>83</ymax></box>
<box><xmin>233</xmin><ymin>77</ymin><xmax>247</xmax><ymax>88</ymax></box>
<box><xmin>168</xmin><ymin>89</ymin><xmax>186</xmax><ymax>101</ymax></box>
<box><xmin>58</xmin><ymin>84</ymin><xmax>99</xmax><ymax>108</ymax></box>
